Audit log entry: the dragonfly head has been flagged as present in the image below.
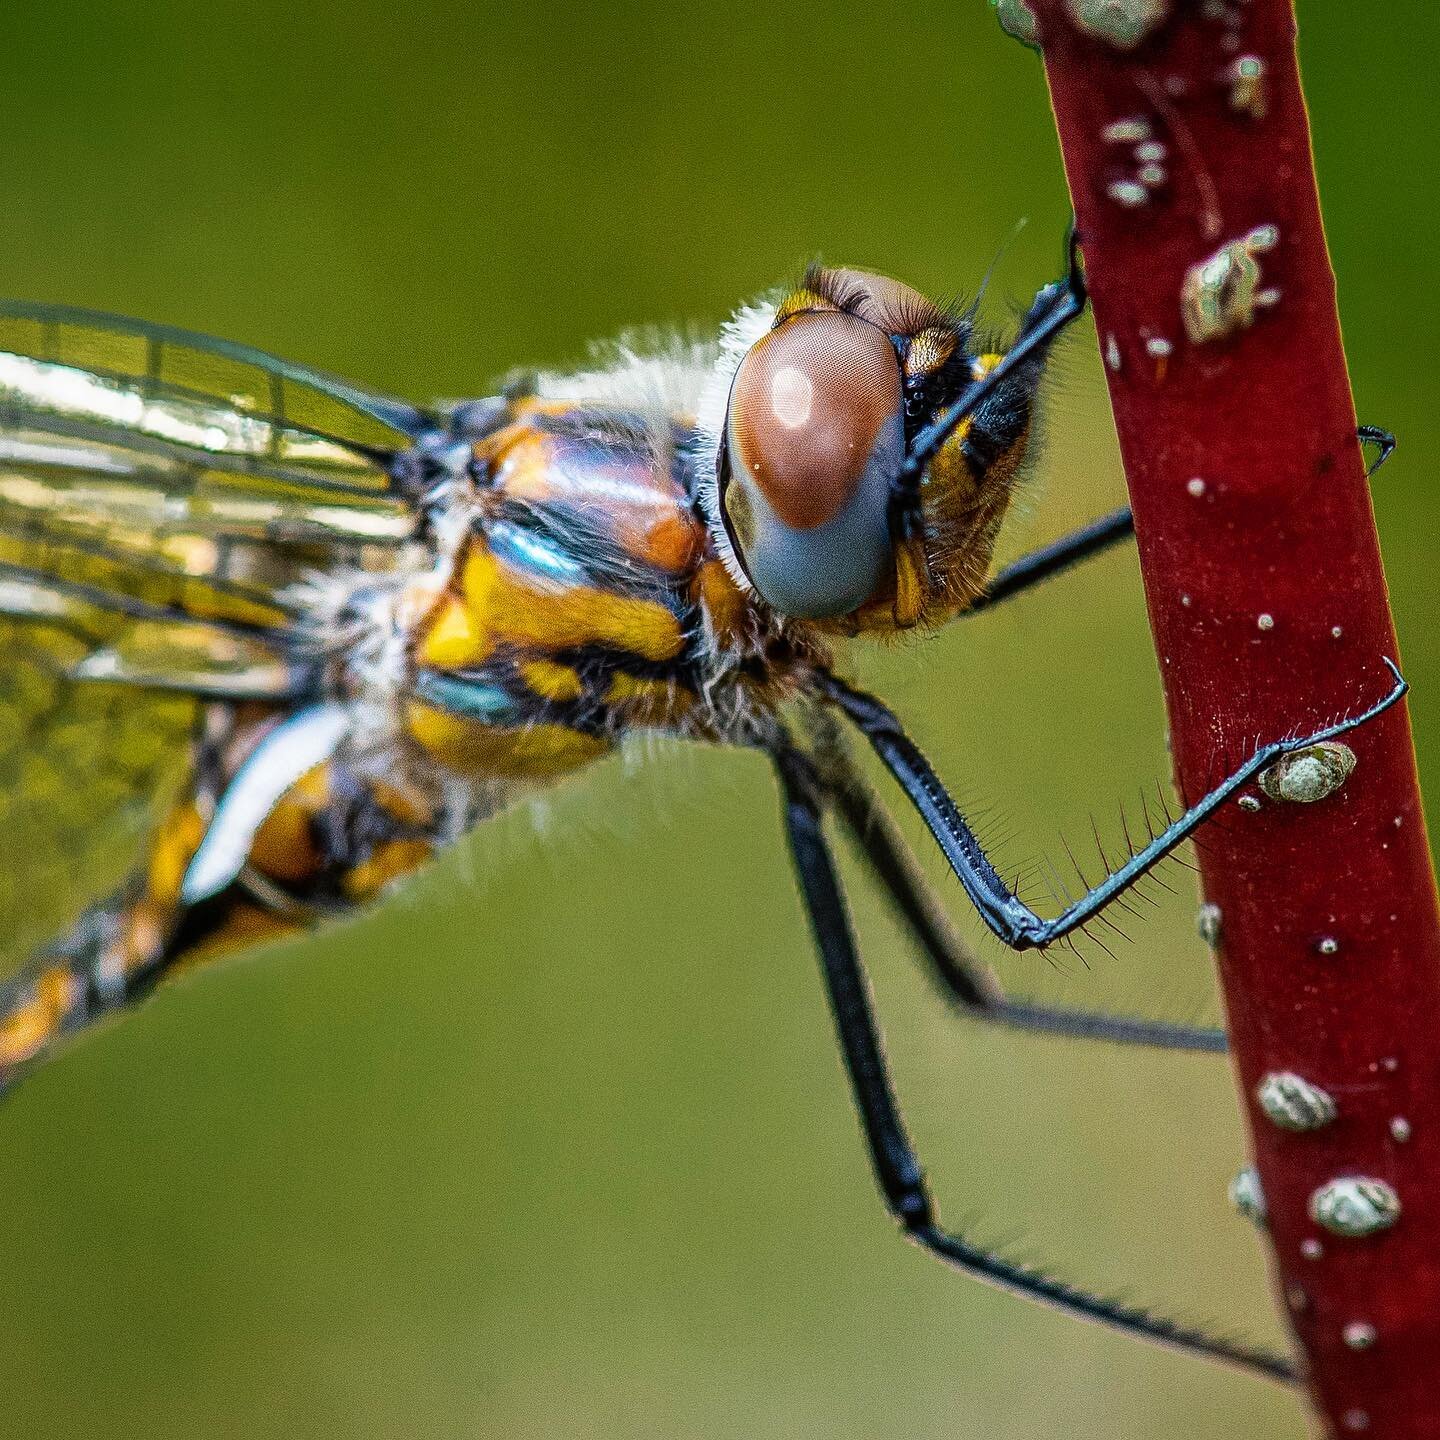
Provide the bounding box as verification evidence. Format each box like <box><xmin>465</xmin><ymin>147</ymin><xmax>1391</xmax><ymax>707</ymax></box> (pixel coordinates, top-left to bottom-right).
<box><xmin>699</xmin><ymin>265</ymin><xmax>1025</xmax><ymax>632</ymax></box>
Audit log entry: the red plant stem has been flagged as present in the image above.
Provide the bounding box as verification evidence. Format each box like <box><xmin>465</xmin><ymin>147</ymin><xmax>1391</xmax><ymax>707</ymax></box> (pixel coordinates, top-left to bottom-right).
<box><xmin>1024</xmin><ymin>3</ymin><xmax>1440</xmax><ymax>1435</ymax></box>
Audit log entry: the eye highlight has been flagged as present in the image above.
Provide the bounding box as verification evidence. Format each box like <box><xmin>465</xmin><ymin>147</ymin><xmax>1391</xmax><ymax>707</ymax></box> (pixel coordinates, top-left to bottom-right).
<box><xmin>720</xmin><ymin>310</ymin><xmax>903</xmax><ymax>619</ymax></box>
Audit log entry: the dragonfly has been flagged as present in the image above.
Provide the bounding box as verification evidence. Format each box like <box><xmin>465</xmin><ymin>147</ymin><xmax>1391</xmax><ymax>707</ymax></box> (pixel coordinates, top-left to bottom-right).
<box><xmin>0</xmin><ymin>235</ymin><xmax>1405</xmax><ymax>1385</ymax></box>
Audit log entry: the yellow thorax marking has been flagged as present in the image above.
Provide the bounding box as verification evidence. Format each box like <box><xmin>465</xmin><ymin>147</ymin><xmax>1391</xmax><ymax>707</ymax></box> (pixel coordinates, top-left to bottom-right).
<box><xmin>406</xmin><ymin>702</ymin><xmax>609</xmax><ymax>778</ymax></box>
<box><xmin>520</xmin><ymin>659</ymin><xmax>585</xmax><ymax>703</ymax></box>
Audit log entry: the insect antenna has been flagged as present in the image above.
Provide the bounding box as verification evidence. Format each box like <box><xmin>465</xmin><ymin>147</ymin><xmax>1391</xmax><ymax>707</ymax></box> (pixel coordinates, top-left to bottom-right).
<box><xmin>959</xmin><ymin>216</ymin><xmax>1031</xmax><ymax>324</ymax></box>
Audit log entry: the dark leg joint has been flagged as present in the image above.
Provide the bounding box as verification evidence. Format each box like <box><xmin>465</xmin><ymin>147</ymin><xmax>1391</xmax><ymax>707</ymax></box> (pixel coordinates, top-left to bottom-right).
<box><xmin>893</xmin><ymin>1186</ymin><xmax>934</xmax><ymax>1231</ymax></box>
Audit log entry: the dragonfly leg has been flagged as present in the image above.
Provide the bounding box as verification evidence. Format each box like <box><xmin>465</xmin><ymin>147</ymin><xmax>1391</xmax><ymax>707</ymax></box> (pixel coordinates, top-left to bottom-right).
<box><xmin>813</xmin><ymin>732</ymin><xmax>1225</xmax><ymax>1053</ymax></box>
<box><xmin>969</xmin><ymin>506</ymin><xmax>1134</xmax><ymax>615</ymax></box>
<box><xmin>969</xmin><ymin>427</ymin><xmax>1392</xmax><ymax>617</ymax></box>
<box><xmin>770</xmin><ymin>741</ymin><xmax>1295</xmax><ymax>1381</ymax></box>
<box><xmin>891</xmin><ymin>229</ymin><xmax>1088</xmax><ymax>536</ymax></box>
<box><xmin>819</xmin><ymin>660</ymin><xmax>1407</xmax><ymax>951</ymax></box>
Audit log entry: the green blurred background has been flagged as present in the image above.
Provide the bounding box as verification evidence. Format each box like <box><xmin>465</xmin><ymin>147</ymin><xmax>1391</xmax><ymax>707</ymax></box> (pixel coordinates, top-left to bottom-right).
<box><xmin>0</xmin><ymin>4</ymin><xmax>1435</xmax><ymax>1436</ymax></box>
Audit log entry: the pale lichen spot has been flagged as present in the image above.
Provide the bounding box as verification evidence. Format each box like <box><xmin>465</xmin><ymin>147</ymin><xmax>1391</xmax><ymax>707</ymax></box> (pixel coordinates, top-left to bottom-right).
<box><xmin>992</xmin><ymin>0</ymin><xmax>1040</xmax><ymax>47</ymax></box>
<box><xmin>1065</xmin><ymin>0</ymin><xmax>1170</xmax><ymax>50</ymax></box>
<box><xmin>1181</xmin><ymin>225</ymin><xmax>1281</xmax><ymax>344</ymax></box>
<box><xmin>1227</xmin><ymin>54</ymin><xmax>1268</xmax><ymax>119</ymax></box>
<box><xmin>1309</xmin><ymin>1177</ymin><xmax>1401</xmax><ymax>1238</ymax></box>
<box><xmin>1107</xmin><ymin>179</ymin><xmax>1150</xmax><ymax>208</ymax></box>
<box><xmin>1101</xmin><ymin>116</ymin><xmax>1152</xmax><ymax>144</ymax></box>
<box><xmin>1195</xmin><ymin>902</ymin><xmax>1222</xmax><ymax>946</ymax></box>
<box><xmin>1259</xmin><ymin>741</ymin><xmax>1356</xmax><ymax>804</ymax></box>
<box><xmin>1342</xmin><ymin>1322</ymin><xmax>1377</xmax><ymax>1352</ymax></box>
<box><xmin>1228</xmin><ymin>1166</ymin><xmax>1266</xmax><ymax>1226</ymax></box>
<box><xmin>1256</xmin><ymin>1071</ymin><xmax>1337</xmax><ymax>1132</ymax></box>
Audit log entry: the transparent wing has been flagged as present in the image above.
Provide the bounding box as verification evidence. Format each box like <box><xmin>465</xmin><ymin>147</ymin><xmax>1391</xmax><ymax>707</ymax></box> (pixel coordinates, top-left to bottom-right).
<box><xmin>0</xmin><ymin>300</ymin><xmax>431</xmax><ymax>558</ymax></box>
<box><xmin>0</xmin><ymin>302</ymin><xmax>435</xmax><ymax>971</ymax></box>
<box><xmin>0</xmin><ymin>297</ymin><xmax>440</xmax><ymax>633</ymax></box>
<box><xmin>0</xmin><ymin>608</ymin><xmax>194</xmax><ymax>975</ymax></box>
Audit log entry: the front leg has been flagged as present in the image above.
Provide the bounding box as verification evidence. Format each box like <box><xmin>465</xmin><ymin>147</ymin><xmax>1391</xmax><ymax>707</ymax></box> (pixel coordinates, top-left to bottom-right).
<box><xmin>888</xmin><ymin>228</ymin><xmax>1089</xmax><ymax>546</ymax></box>
<box><xmin>965</xmin><ymin>426</ymin><xmax>1392</xmax><ymax>617</ymax></box>
<box><xmin>812</xmin><ymin>725</ymin><xmax>1226</xmax><ymax>1053</ymax></box>
<box><xmin>819</xmin><ymin>660</ymin><xmax>1407</xmax><ymax>950</ymax></box>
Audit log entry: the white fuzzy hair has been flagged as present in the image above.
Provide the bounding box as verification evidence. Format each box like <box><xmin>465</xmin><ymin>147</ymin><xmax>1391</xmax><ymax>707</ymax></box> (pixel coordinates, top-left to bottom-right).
<box><xmin>533</xmin><ymin>327</ymin><xmax>717</xmax><ymax>418</ymax></box>
<box><xmin>689</xmin><ymin>296</ymin><xmax>780</xmax><ymax>597</ymax></box>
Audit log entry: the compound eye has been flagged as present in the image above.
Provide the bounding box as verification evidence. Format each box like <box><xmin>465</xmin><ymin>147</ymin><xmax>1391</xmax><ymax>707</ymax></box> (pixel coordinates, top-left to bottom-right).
<box><xmin>721</xmin><ymin>310</ymin><xmax>903</xmax><ymax>618</ymax></box>
<box><xmin>819</xmin><ymin>268</ymin><xmax>944</xmax><ymax>337</ymax></box>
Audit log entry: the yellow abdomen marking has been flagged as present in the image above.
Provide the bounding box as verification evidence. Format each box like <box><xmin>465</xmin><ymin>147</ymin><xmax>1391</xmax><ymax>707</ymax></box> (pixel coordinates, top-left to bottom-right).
<box><xmin>0</xmin><ymin>965</ymin><xmax>75</xmax><ymax>1067</ymax></box>
<box><xmin>605</xmin><ymin>671</ymin><xmax>693</xmax><ymax>726</ymax></box>
<box><xmin>420</xmin><ymin>593</ymin><xmax>493</xmax><ymax>670</ymax></box>
<box><xmin>342</xmin><ymin>838</ymin><xmax>435</xmax><ymax>903</ymax></box>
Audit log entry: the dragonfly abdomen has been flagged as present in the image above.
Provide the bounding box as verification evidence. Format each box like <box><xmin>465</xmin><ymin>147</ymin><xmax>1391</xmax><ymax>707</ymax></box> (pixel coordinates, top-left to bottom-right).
<box><xmin>0</xmin><ymin>722</ymin><xmax>454</xmax><ymax>1090</ymax></box>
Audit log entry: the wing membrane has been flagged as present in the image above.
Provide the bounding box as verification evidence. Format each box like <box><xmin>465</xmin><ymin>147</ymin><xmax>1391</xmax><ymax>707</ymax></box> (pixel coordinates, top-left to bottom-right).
<box><xmin>0</xmin><ymin>609</ymin><xmax>194</xmax><ymax>975</ymax></box>
<box><xmin>0</xmin><ymin>300</ymin><xmax>434</xmax><ymax>632</ymax></box>
<box><xmin>0</xmin><ymin>300</ymin><xmax>429</xmax><ymax>557</ymax></box>
<box><xmin>0</xmin><ymin>299</ymin><xmax>432</xmax><ymax>467</ymax></box>
<box><xmin>0</xmin><ymin>303</ymin><xmax>434</xmax><ymax>969</ymax></box>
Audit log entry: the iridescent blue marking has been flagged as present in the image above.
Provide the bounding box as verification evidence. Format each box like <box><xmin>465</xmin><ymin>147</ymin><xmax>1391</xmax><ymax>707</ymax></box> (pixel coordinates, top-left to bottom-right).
<box><xmin>488</xmin><ymin>520</ymin><xmax>586</xmax><ymax>584</ymax></box>
<box><xmin>414</xmin><ymin>669</ymin><xmax>526</xmax><ymax>723</ymax></box>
